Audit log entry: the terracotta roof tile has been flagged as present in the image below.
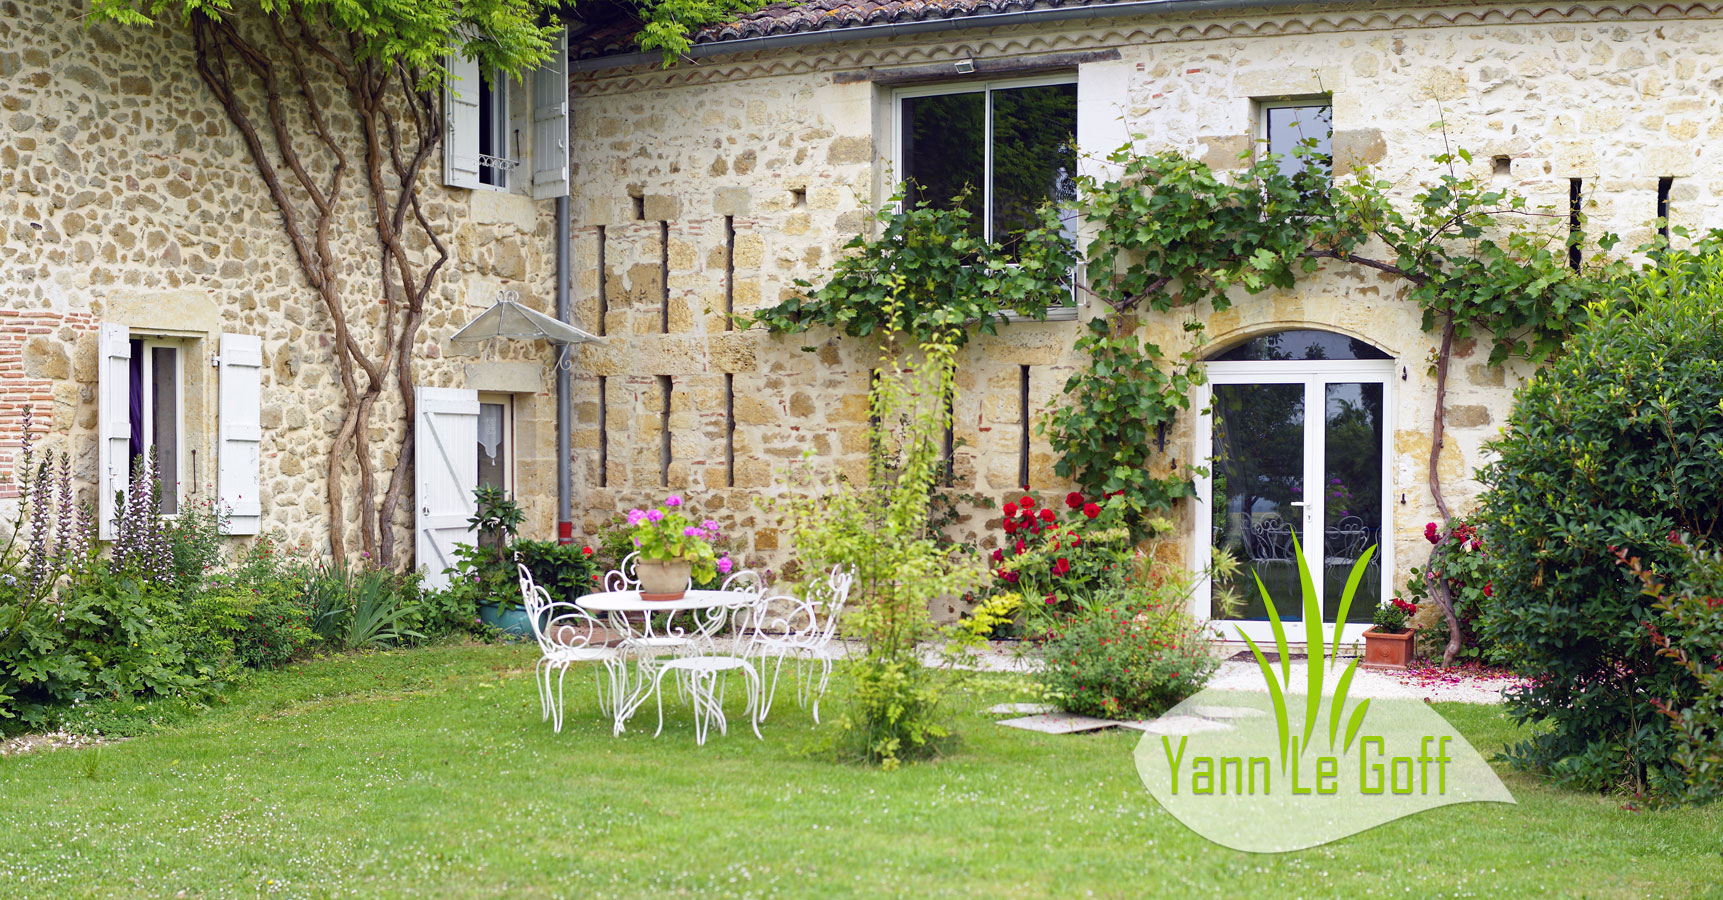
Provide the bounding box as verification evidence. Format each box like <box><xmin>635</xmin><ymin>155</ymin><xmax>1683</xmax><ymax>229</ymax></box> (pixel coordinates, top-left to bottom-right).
<box><xmin>572</xmin><ymin>0</ymin><xmax>1114</xmax><ymax>61</ymax></box>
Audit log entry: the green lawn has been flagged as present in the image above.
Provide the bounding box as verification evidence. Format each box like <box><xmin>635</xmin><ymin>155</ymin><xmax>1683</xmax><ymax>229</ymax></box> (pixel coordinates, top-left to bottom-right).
<box><xmin>2</xmin><ymin>645</ymin><xmax>1719</xmax><ymax>899</ymax></box>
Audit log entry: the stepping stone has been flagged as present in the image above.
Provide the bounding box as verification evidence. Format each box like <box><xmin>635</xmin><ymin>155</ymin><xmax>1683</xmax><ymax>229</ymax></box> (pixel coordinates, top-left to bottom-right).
<box><xmin>1120</xmin><ymin>715</ymin><xmax>1234</xmax><ymax>735</ymax></box>
<box><xmin>996</xmin><ymin>713</ymin><xmax>1118</xmax><ymax>734</ymax></box>
<box><xmin>984</xmin><ymin>702</ymin><xmax>1057</xmax><ymax>715</ymax></box>
<box><xmin>1189</xmin><ymin>705</ymin><xmax>1266</xmax><ymax>720</ymax></box>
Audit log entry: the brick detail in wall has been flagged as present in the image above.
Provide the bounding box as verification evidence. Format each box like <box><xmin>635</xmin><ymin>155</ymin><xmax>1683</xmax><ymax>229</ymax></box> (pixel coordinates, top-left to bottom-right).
<box><xmin>0</xmin><ymin>309</ymin><xmax>98</xmax><ymax>499</ymax></box>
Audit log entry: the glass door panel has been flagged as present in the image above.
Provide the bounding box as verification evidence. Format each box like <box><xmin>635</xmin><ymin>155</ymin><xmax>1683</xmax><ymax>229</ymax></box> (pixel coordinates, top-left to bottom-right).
<box><xmin>1209</xmin><ymin>382</ymin><xmax>1306</xmax><ymax>620</ymax></box>
<box><xmin>1322</xmin><ymin>382</ymin><xmax>1384</xmax><ymax>621</ymax></box>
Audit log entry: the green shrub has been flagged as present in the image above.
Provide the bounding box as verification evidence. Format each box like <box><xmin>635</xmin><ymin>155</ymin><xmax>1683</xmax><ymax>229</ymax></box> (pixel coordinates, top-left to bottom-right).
<box><xmin>3</xmin><ymin>565</ymin><xmax>205</xmax><ymax>728</ymax></box>
<box><xmin>1618</xmin><ymin>538</ymin><xmax>1723</xmax><ymax>802</ymax></box>
<box><xmin>770</xmin><ymin>310</ymin><xmax>984</xmax><ymax>768</ymax></box>
<box><xmin>1476</xmin><ymin>248</ymin><xmax>1723</xmax><ymax>794</ymax></box>
<box><xmin>306</xmin><ymin>562</ymin><xmax>424</xmax><ymax>650</ymax></box>
<box><xmin>1040</xmin><ymin>553</ymin><xmax>1220</xmax><ymax>720</ymax></box>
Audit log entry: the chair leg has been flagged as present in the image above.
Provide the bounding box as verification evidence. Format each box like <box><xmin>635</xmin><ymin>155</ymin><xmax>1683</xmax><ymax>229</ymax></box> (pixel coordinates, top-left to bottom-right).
<box><xmin>741</xmin><ymin>663</ymin><xmax>763</xmax><ymax>740</ymax></box>
<box><xmin>651</xmin><ymin>665</ymin><xmax>675</xmax><ymax>738</ymax></box>
<box><xmin>760</xmin><ymin>653</ymin><xmax>786</xmax><ymax>723</ymax></box>
<box><xmin>554</xmin><ymin>664</ymin><xmax>571</xmax><ymax>733</ymax></box>
<box><xmin>535</xmin><ymin>657</ymin><xmax>551</xmax><ymax>723</ymax></box>
<box><xmin>812</xmin><ymin>656</ymin><xmax>833</xmax><ymax>725</ymax></box>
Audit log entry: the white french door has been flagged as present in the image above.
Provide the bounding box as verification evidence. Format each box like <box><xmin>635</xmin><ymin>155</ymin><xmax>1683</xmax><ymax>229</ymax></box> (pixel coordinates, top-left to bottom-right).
<box><xmin>1193</xmin><ymin>359</ymin><xmax>1395</xmax><ymax>646</ymax></box>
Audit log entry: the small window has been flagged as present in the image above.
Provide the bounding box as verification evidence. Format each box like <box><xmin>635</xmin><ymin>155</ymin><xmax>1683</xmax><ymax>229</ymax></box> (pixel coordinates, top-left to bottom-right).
<box><xmin>896</xmin><ymin>77</ymin><xmax>1079</xmax><ymax>254</ymax></box>
<box><xmin>1260</xmin><ymin>99</ymin><xmax>1333</xmax><ymax>186</ymax></box>
<box><xmin>478</xmin><ymin>69</ymin><xmax>509</xmax><ymax>189</ymax></box>
<box><xmin>477</xmin><ymin>393</ymin><xmax>514</xmax><ymax>495</ymax></box>
<box><xmin>128</xmin><ymin>339</ymin><xmax>185</xmax><ymax>514</ymax></box>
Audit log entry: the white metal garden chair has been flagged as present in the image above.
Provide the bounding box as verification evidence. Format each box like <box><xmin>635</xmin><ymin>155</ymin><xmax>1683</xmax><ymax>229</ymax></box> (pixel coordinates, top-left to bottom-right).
<box><xmin>742</xmin><ymin>564</ymin><xmax>854</xmax><ymax>724</ymax></box>
<box><xmin>518</xmin><ymin>562</ymin><xmax>622</xmax><ymax>733</ymax></box>
<box><xmin>645</xmin><ymin>568</ymin><xmax>768</xmax><ymax>745</ymax></box>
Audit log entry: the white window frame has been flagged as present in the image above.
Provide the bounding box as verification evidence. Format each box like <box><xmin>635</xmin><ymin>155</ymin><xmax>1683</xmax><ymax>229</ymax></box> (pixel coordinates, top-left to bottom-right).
<box><xmin>476</xmin><ymin>392</ymin><xmax>515</xmax><ymax>497</ymax></box>
<box><xmin>1191</xmin><ymin>356</ymin><xmax>1396</xmax><ymax>648</ymax></box>
<box><xmin>134</xmin><ymin>337</ymin><xmax>188</xmax><ymax>516</ymax></box>
<box><xmin>892</xmin><ymin>74</ymin><xmax>1081</xmax><ymax>321</ymax></box>
<box><xmin>1258</xmin><ymin>97</ymin><xmax>1333</xmax><ymax>176</ymax></box>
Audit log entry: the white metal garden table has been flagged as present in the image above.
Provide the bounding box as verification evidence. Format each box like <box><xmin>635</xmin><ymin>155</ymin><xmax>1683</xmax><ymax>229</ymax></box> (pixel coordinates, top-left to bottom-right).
<box><xmin>575</xmin><ymin>589</ymin><xmax>762</xmax><ymax>739</ymax></box>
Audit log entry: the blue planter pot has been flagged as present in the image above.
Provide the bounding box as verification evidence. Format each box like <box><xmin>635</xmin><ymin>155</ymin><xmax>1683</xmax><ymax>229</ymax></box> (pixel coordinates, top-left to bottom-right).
<box><xmin>478</xmin><ymin>601</ymin><xmax>534</xmax><ymax>637</ymax></box>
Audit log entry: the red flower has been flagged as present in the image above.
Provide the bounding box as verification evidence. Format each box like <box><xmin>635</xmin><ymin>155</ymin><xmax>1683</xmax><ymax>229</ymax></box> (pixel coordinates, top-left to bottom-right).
<box><xmin>1483</xmin><ymin>582</ymin><xmax>1494</xmax><ymax>598</ymax></box>
<box><xmin>1000</xmin><ymin>570</ymin><xmax>1020</xmax><ymax>584</ymax></box>
<box><xmin>1038</xmin><ymin>508</ymin><xmax>1055</xmax><ymax>523</ymax></box>
<box><xmin>1004</xmin><ymin>502</ymin><xmax>1018</xmax><ymax>517</ymax></box>
<box><xmin>991</xmin><ymin>548</ymin><xmax>1004</xmax><ymax>563</ymax></box>
<box><xmin>1004</xmin><ymin>519</ymin><xmax>1017</xmax><ymax>535</ymax></box>
<box><xmin>581</xmin><ymin>546</ymin><xmax>594</xmax><ymax>556</ymax></box>
<box><xmin>1082</xmin><ymin>502</ymin><xmax>1100</xmax><ymax>519</ymax></box>
<box><xmin>1425</xmin><ymin>522</ymin><xmax>1441</xmax><ymax>544</ymax></box>
<box><xmin>1052</xmin><ymin>557</ymin><xmax>1071</xmax><ymax>577</ymax></box>
<box><xmin>1020</xmin><ymin>495</ymin><xmax>1036</xmax><ymax>510</ymax></box>
<box><xmin>1044</xmin><ymin>593</ymin><xmax>1057</xmax><ymax>605</ymax></box>
<box><xmin>1106</xmin><ymin>490</ymin><xmax>1123</xmax><ymax>499</ymax></box>
<box><xmin>1014</xmin><ymin>539</ymin><xmax>1026</xmax><ymax>555</ymax></box>
<box><xmin>1065</xmin><ymin>491</ymin><xmax>1084</xmax><ymax>509</ymax></box>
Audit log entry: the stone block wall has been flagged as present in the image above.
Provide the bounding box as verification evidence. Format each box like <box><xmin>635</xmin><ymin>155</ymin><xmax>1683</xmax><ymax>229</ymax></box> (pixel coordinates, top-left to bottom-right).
<box><xmin>567</xmin><ymin>4</ymin><xmax>1723</xmax><ymax>600</ymax></box>
<box><xmin>0</xmin><ymin>3</ymin><xmax>562</xmax><ymax>558</ymax></box>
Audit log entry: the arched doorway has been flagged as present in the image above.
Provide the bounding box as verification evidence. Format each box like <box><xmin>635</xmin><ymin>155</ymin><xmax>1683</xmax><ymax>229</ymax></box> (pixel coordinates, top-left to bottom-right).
<box><xmin>1193</xmin><ymin>329</ymin><xmax>1395</xmax><ymax>644</ymax></box>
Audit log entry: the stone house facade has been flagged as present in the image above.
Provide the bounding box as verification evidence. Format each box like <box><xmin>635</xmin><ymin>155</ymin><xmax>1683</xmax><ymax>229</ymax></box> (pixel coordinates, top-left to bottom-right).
<box><xmin>2</xmin><ymin>1</ymin><xmax>1719</xmax><ymax>627</ymax></box>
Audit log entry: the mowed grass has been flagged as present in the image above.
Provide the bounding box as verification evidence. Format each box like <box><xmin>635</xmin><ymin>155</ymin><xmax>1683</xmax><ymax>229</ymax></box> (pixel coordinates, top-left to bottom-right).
<box><xmin>1</xmin><ymin>644</ymin><xmax>1719</xmax><ymax>899</ymax></box>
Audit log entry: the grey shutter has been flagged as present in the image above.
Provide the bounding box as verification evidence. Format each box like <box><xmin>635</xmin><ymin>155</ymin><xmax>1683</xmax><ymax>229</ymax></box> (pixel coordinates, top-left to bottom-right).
<box><xmin>531</xmin><ymin>28</ymin><xmax>570</xmax><ymax>200</ymax></box>
<box><xmin>444</xmin><ymin>51</ymin><xmax>483</xmax><ymax>189</ymax></box>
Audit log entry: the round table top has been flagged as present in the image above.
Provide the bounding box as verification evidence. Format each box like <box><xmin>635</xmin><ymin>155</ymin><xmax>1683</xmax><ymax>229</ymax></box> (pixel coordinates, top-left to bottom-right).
<box><xmin>575</xmin><ymin>589</ymin><xmax>756</xmax><ymax>613</ymax></box>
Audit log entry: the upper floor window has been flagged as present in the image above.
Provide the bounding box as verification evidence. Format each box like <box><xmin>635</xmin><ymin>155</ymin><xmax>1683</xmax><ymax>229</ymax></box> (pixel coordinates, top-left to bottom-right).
<box><xmin>1260</xmin><ymin>98</ymin><xmax>1333</xmax><ymax>188</ymax></box>
<box><xmin>444</xmin><ymin>54</ymin><xmax>513</xmax><ymax>192</ymax></box>
<box><xmin>896</xmin><ymin>77</ymin><xmax>1079</xmax><ymax>254</ymax></box>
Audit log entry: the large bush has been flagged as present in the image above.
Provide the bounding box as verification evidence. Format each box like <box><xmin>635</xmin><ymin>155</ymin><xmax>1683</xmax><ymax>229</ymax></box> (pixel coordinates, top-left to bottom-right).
<box><xmin>1040</xmin><ymin>550</ymin><xmax>1221</xmax><ymax>720</ymax></box>
<box><xmin>1476</xmin><ymin>248</ymin><xmax>1723</xmax><ymax>794</ymax></box>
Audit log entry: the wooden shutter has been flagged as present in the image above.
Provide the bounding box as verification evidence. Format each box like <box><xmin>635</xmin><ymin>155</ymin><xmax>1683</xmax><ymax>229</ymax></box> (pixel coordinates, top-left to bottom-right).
<box><xmin>218</xmin><ymin>332</ymin><xmax>264</xmax><ymax>536</ymax></box>
<box><xmin>96</xmin><ymin>323</ymin><xmax>132</xmax><ymax>541</ymax></box>
<box><xmin>444</xmin><ymin>51</ymin><xmax>483</xmax><ymax>189</ymax></box>
<box><xmin>415</xmin><ymin>387</ymin><xmax>480</xmax><ymax>590</ymax></box>
<box><xmin>530</xmin><ymin>28</ymin><xmax>570</xmax><ymax>200</ymax></box>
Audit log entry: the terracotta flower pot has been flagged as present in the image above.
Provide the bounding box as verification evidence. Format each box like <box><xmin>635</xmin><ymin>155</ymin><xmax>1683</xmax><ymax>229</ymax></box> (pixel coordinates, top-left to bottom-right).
<box><xmin>1361</xmin><ymin>626</ymin><xmax>1416</xmax><ymax>670</ymax></box>
<box><xmin>636</xmin><ymin>557</ymin><xmax>691</xmax><ymax>601</ymax></box>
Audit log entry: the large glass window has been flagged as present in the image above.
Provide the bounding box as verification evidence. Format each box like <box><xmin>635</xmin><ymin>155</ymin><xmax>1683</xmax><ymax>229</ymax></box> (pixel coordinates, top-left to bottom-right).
<box><xmin>897</xmin><ymin>78</ymin><xmax>1078</xmax><ymax>253</ymax></box>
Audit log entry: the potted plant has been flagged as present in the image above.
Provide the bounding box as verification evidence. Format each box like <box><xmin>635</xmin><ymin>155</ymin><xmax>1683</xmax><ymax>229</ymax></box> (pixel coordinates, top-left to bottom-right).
<box><xmin>626</xmin><ymin>495</ymin><xmax>726</xmax><ymax>601</ymax></box>
<box><xmin>1362</xmin><ymin>597</ymin><xmax>1418</xmax><ymax>669</ymax></box>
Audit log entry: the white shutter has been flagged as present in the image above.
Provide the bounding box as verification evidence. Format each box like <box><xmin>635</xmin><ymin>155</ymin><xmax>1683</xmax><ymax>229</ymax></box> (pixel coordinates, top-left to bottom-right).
<box><xmin>444</xmin><ymin>51</ymin><xmax>483</xmax><ymax>189</ymax></box>
<box><xmin>530</xmin><ymin>28</ymin><xmax>570</xmax><ymax>200</ymax></box>
<box><xmin>1076</xmin><ymin>59</ymin><xmax>1132</xmax><ymax>184</ymax></box>
<box><xmin>415</xmin><ymin>387</ymin><xmax>480</xmax><ymax>590</ymax></box>
<box><xmin>218</xmin><ymin>332</ymin><xmax>263</xmax><ymax>536</ymax></box>
<box><xmin>97</xmin><ymin>323</ymin><xmax>132</xmax><ymax>541</ymax></box>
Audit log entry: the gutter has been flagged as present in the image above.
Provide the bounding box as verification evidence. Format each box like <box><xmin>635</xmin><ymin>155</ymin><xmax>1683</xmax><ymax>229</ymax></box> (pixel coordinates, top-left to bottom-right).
<box><xmin>554</xmin><ymin>195</ymin><xmax>573</xmax><ymax>545</ymax></box>
<box><xmin>571</xmin><ymin>0</ymin><xmax>1355</xmax><ymax>72</ymax></box>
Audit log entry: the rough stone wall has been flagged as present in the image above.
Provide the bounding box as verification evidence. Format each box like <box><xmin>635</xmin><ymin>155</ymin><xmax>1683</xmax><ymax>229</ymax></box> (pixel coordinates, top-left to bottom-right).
<box><xmin>568</xmin><ymin>3</ymin><xmax>1723</xmax><ymax>606</ymax></box>
<box><xmin>0</xmin><ymin>3</ymin><xmax>561</xmax><ymax>558</ymax></box>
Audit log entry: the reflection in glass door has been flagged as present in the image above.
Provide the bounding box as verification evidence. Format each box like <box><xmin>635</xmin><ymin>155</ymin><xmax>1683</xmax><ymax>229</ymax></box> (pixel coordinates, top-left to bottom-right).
<box><xmin>1209</xmin><ymin>382</ymin><xmax>1306</xmax><ymax>620</ymax></box>
<box><xmin>1197</xmin><ymin>346</ymin><xmax>1394</xmax><ymax>642</ymax></box>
